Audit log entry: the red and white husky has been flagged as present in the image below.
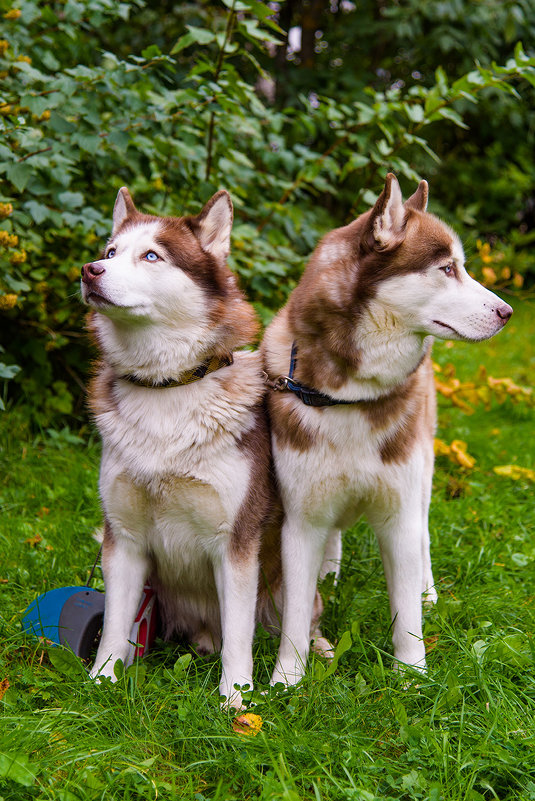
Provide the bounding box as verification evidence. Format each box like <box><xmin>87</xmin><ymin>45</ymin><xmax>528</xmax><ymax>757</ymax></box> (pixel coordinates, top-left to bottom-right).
<box><xmin>81</xmin><ymin>189</ymin><xmax>289</xmax><ymax>707</ymax></box>
<box><xmin>262</xmin><ymin>174</ymin><xmax>512</xmax><ymax>687</ymax></box>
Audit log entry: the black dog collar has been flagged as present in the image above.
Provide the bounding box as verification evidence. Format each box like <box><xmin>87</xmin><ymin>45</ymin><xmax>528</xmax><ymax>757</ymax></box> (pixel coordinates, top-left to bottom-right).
<box><xmin>264</xmin><ymin>343</ymin><xmax>360</xmax><ymax>408</ymax></box>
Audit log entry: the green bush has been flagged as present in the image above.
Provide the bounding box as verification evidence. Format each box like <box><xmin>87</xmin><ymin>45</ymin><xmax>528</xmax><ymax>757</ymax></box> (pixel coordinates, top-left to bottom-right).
<box><xmin>1</xmin><ymin>0</ymin><xmax>534</xmax><ymax>425</ymax></box>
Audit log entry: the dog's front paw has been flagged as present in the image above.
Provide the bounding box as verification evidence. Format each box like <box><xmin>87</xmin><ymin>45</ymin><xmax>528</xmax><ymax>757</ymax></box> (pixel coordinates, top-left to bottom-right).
<box><xmin>219</xmin><ymin>681</ymin><xmax>253</xmax><ymax>713</ymax></box>
<box><xmin>393</xmin><ymin>652</ymin><xmax>427</xmax><ymax>676</ymax></box>
<box><xmin>422</xmin><ymin>585</ymin><xmax>438</xmax><ymax>607</ymax></box>
<box><xmin>310</xmin><ymin>636</ymin><xmax>335</xmax><ymax>661</ymax></box>
<box><xmin>90</xmin><ymin>659</ymin><xmax>120</xmax><ymax>683</ymax></box>
<box><xmin>270</xmin><ymin>662</ymin><xmax>305</xmax><ymax>690</ymax></box>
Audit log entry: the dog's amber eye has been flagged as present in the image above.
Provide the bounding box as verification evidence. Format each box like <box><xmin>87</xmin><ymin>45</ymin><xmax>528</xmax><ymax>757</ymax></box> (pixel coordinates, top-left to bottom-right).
<box><xmin>106</xmin><ymin>248</ymin><xmax>116</xmax><ymax>259</ymax></box>
<box><xmin>144</xmin><ymin>251</ymin><xmax>159</xmax><ymax>262</ymax></box>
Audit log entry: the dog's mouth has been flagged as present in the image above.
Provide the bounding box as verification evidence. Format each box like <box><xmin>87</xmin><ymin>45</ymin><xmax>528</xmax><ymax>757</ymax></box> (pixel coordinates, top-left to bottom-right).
<box><xmin>432</xmin><ymin>320</ymin><xmax>462</xmax><ymax>338</ymax></box>
<box><xmin>86</xmin><ymin>290</ymin><xmax>115</xmax><ymax>307</ymax></box>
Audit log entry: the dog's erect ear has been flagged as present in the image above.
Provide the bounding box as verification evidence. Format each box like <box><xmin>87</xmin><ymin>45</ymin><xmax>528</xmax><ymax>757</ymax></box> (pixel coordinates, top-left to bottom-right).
<box><xmin>191</xmin><ymin>190</ymin><xmax>233</xmax><ymax>261</ymax></box>
<box><xmin>112</xmin><ymin>187</ymin><xmax>137</xmax><ymax>236</ymax></box>
<box><xmin>404</xmin><ymin>180</ymin><xmax>428</xmax><ymax>212</ymax></box>
<box><xmin>370</xmin><ymin>173</ymin><xmax>406</xmax><ymax>249</ymax></box>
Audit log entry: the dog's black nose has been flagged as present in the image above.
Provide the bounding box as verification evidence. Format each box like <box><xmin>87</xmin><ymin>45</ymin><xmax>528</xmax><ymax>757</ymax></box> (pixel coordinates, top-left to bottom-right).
<box><xmin>81</xmin><ymin>262</ymin><xmax>105</xmax><ymax>282</ymax></box>
<box><xmin>496</xmin><ymin>303</ymin><xmax>513</xmax><ymax>323</ymax></box>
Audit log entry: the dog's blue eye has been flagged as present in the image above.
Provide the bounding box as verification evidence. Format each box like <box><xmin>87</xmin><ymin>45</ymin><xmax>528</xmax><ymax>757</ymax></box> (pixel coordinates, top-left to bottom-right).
<box><xmin>106</xmin><ymin>248</ymin><xmax>116</xmax><ymax>259</ymax></box>
<box><xmin>442</xmin><ymin>264</ymin><xmax>453</xmax><ymax>275</ymax></box>
<box><xmin>145</xmin><ymin>251</ymin><xmax>159</xmax><ymax>262</ymax></box>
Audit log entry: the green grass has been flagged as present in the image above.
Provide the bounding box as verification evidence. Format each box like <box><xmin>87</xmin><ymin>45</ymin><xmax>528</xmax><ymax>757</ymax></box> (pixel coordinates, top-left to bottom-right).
<box><xmin>1</xmin><ymin>297</ymin><xmax>535</xmax><ymax>801</ymax></box>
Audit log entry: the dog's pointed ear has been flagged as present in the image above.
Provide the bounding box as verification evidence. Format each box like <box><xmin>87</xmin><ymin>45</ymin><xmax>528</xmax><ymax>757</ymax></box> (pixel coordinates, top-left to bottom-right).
<box><xmin>191</xmin><ymin>190</ymin><xmax>233</xmax><ymax>261</ymax></box>
<box><xmin>370</xmin><ymin>173</ymin><xmax>405</xmax><ymax>249</ymax></box>
<box><xmin>112</xmin><ymin>187</ymin><xmax>137</xmax><ymax>236</ymax></box>
<box><xmin>404</xmin><ymin>180</ymin><xmax>428</xmax><ymax>212</ymax></box>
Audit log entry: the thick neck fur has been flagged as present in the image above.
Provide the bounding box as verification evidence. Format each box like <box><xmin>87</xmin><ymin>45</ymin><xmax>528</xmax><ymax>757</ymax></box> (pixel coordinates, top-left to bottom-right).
<box><xmin>88</xmin><ymin>293</ymin><xmax>257</xmax><ymax>383</ymax></box>
<box><xmin>344</xmin><ymin>303</ymin><xmax>431</xmax><ymax>398</ymax></box>
<box><xmin>89</xmin><ymin>312</ymin><xmax>219</xmax><ymax>381</ymax></box>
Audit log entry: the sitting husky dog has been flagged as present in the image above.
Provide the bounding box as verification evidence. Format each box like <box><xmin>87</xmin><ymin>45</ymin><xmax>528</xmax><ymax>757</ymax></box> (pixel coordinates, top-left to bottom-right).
<box><xmin>81</xmin><ymin>188</ymin><xmax>289</xmax><ymax>707</ymax></box>
<box><xmin>262</xmin><ymin>174</ymin><xmax>512</xmax><ymax>687</ymax></box>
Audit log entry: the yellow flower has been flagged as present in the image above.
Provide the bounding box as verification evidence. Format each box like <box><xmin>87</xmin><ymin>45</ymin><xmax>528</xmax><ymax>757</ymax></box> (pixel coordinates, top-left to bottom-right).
<box><xmin>232</xmin><ymin>713</ymin><xmax>263</xmax><ymax>736</ymax></box>
<box><xmin>10</xmin><ymin>249</ymin><xmax>26</xmax><ymax>264</ymax></box>
<box><xmin>39</xmin><ymin>109</ymin><xmax>50</xmax><ymax>121</ymax></box>
<box><xmin>3</xmin><ymin>9</ymin><xmax>21</xmax><ymax>19</ymax></box>
<box><xmin>16</xmin><ymin>54</ymin><xmax>31</xmax><ymax>64</ymax></box>
<box><xmin>0</xmin><ymin>203</ymin><xmax>13</xmax><ymax>219</ymax></box>
<box><xmin>513</xmin><ymin>272</ymin><xmax>524</xmax><ymax>288</ymax></box>
<box><xmin>0</xmin><ymin>40</ymin><xmax>9</xmax><ymax>57</ymax></box>
<box><xmin>0</xmin><ymin>230</ymin><xmax>18</xmax><ymax>248</ymax></box>
<box><xmin>0</xmin><ymin>293</ymin><xmax>18</xmax><ymax>310</ymax></box>
<box><xmin>481</xmin><ymin>267</ymin><xmax>497</xmax><ymax>285</ymax></box>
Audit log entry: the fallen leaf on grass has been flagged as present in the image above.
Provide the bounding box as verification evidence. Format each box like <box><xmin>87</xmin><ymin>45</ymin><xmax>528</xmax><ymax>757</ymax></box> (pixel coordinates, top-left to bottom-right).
<box><xmin>493</xmin><ymin>465</ymin><xmax>535</xmax><ymax>482</ymax></box>
<box><xmin>232</xmin><ymin>713</ymin><xmax>263</xmax><ymax>736</ymax></box>
<box><xmin>25</xmin><ymin>533</ymin><xmax>42</xmax><ymax>547</ymax></box>
<box><xmin>434</xmin><ymin>438</ymin><xmax>476</xmax><ymax>469</ymax></box>
<box><xmin>0</xmin><ymin>678</ymin><xmax>9</xmax><ymax>700</ymax></box>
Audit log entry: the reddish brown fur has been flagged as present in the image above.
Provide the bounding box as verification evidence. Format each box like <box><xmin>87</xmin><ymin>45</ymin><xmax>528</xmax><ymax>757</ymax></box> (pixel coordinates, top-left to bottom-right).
<box><xmin>376</xmin><ymin>356</ymin><xmax>435</xmax><ymax>464</ymax></box>
<box><xmin>232</xmin><ymin>403</ymin><xmax>280</xmax><ymax>560</ymax></box>
<box><xmin>87</xmin><ymin>367</ymin><xmax>115</xmax><ymax>416</ymax></box>
<box><xmin>267</xmin><ymin>392</ymin><xmax>317</xmax><ymax>453</ymax></box>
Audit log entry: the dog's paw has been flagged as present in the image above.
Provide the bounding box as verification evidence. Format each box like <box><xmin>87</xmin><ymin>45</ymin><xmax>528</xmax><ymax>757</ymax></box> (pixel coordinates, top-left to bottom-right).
<box><xmin>422</xmin><ymin>586</ymin><xmax>438</xmax><ymax>607</ymax></box>
<box><xmin>90</xmin><ymin>659</ymin><xmax>121</xmax><ymax>683</ymax></box>
<box><xmin>310</xmin><ymin>636</ymin><xmax>335</xmax><ymax>661</ymax></box>
<box><xmin>392</xmin><ymin>653</ymin><xmax>427</xmax><ymax>678</ymax></box>
<box><xmin>219</xmin><ymin>681</ymin><xmax>253</xmax><ymax>713</ymax></box>
<box><xmin>270</xmin><ymin>664</ymin><xmax>304</xmax><ymax>690</ymax></box>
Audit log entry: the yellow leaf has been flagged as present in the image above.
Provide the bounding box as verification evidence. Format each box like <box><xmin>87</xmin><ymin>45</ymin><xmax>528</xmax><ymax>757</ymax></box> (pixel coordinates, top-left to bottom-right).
<box><xmin>0</xmin><ymin>678</ymin><xmax>9</xmax><ymax>700</ymax></box>
<box><xmin>493</xmin><ymin>465</ymin><xmax>535</xmax><ymax>482</ymax></box>
<box><xmin>435</xmin><ymin>439</ymin><xmax>476</xmax><ymax>469</ymax></box>
<box><xmin>450</xmin><ymin>440</ymin><xmax>476</xmax><ymax>469</ymax></box>
<box><xmin>232</xmin><ymin>713</ymin><xmax>263</xmax><ymax>736</ymax></box>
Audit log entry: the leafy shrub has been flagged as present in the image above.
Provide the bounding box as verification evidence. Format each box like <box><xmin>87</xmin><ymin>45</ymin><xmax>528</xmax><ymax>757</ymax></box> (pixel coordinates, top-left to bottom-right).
<box><xmin>1</xmin><ymin>0</ymin><xmax>534</xmax><ymax>425</ymax></box>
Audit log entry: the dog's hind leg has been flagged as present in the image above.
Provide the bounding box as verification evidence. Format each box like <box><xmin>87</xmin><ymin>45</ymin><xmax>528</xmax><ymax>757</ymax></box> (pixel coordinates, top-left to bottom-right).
<box><xmin>271</xmin><ymin>517</ymin><xmax>328</xmax><ymax>688</ymax></box>
<box><xmin>420</xmin><ymin>461</ymin><xmax>438</xmax><ymax>606</ymax></box>
<box><xmin>91</xmin><ymin>522</ymin><xmax>150</xmax><ymax>681</ymax></box>
<box><xmin>319</xmin><ymin>529</ymin><xmax>342</xmax><ymax>585</ymax></box>
<box><xmin>214</xmin><ymin>551</ymin><xmax>258</xmax><ymax>710</ymax></box>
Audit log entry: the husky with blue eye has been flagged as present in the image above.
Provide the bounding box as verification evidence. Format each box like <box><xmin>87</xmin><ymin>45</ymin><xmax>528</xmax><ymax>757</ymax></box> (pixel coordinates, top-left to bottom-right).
<box><xmin>261</xmin><ymin>174</ymin><xmax>512</xmax><ymax>688</ymax></box>
<box><xmin>80</xmin><ymin>188</ymin><xmax>314</xmax><ymax>708</ymax></box>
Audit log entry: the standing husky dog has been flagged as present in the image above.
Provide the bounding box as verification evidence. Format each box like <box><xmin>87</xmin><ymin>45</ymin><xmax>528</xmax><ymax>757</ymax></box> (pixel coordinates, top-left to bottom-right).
<box><xmin>81</xmin><ymin>188</ymin><xmax>285</xmax><ymax>707</ymax></box>
<box><xmin>262</xmin><ymin>174</ymin><xmax>512</xmax><ymax>687</ymax></box>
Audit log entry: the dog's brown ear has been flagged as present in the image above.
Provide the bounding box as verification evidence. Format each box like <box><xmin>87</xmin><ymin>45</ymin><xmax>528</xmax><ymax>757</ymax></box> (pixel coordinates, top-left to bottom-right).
<box><xmin>190</xmin><ymin>190</ymin><xmax>233</xmax><ymax>262</ymax></box>
<box><xmin>370</xmin><ymin>173</ymin><xmax>406</xmax><ymax>249</ymax></box>
<box><xmin>405</xmin><ymin>180</ymin><xmax>428</xmax><ymax>212</ymax></box>
<box><xmin>112</xmin><ymin>187</ymin><xmax>137</xmax><ymax>236</ymax></box>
